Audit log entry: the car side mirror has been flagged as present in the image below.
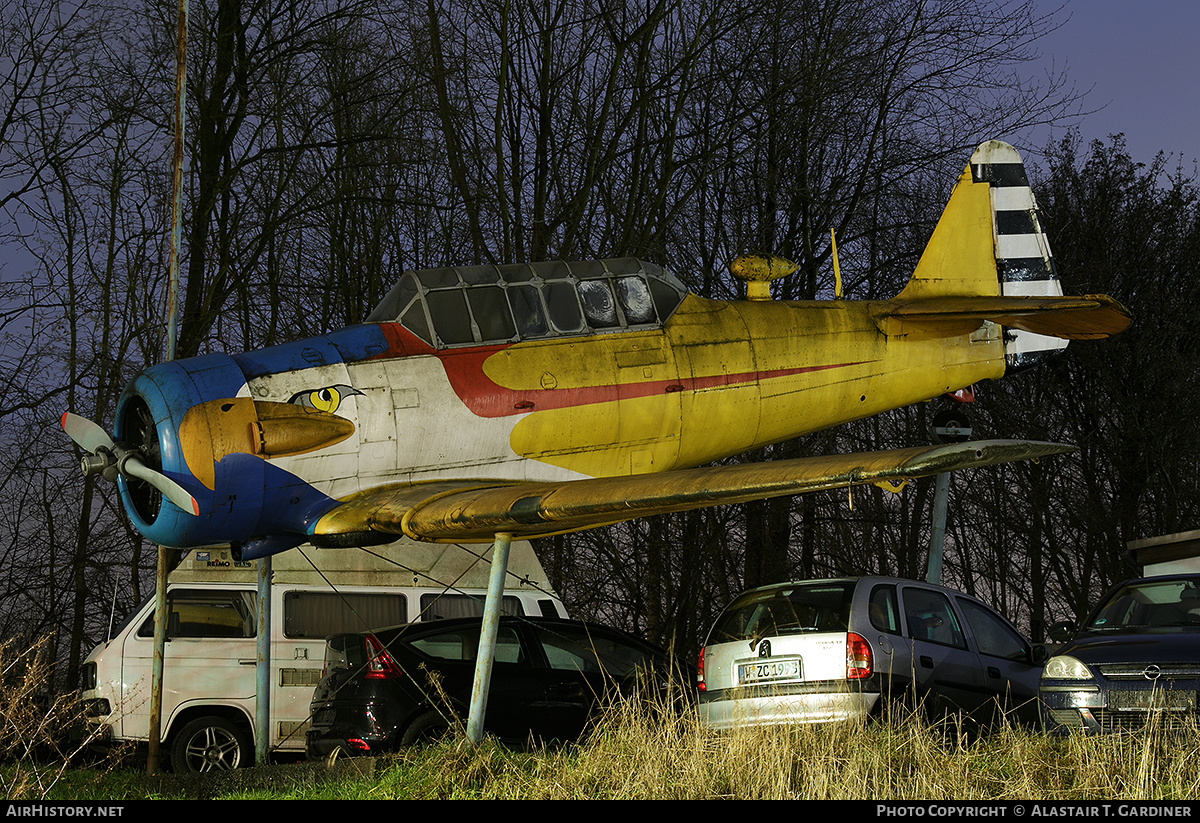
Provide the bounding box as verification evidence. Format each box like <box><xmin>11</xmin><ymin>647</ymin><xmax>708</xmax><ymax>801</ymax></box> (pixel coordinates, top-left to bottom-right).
<box><xmin>1030</xmin><ymin>644</ymin><xmax>1049</xmax><ymax>665</ymax></box>
<box><xmin>1047</xmin><ymin>620</ymin><xmax>1075</xmax><ymax>644</ymax></box>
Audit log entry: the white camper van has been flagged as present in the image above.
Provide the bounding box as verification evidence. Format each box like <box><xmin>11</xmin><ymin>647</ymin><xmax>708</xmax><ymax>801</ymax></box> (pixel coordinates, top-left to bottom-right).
<box><xmin>79</xmin><ymin>538</ymin><xmax>565</xmax><ymax>772</ymax></box>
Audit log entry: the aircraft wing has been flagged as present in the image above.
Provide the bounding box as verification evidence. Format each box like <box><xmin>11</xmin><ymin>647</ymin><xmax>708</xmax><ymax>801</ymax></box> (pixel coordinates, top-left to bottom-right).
<box><xmin>311</xmin><ymin>439</ymin><xmax>1074</xmax><ymax>543</ymax></box>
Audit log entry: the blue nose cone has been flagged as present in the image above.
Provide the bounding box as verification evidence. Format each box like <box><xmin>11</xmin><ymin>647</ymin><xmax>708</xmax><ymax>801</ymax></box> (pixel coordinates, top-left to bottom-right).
<box><xmin>114</xmin><ymin>354</ymin><xmax>257</xmax><ymax>547</ymax></box>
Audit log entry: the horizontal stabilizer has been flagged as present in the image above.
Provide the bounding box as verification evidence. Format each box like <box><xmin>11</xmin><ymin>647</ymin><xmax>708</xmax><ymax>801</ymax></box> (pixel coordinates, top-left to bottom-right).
<box><xmin>873</xmin><ymin>293</ymin><xmax>1131</xmax><ymax>340</ymax></box>
<box><xmin>897</xmin><ymin>140</ymin><xmax>1131</xmax><ymax>367</ymax></box>
<box><xmin>312</xmin><ymin>440</ymin><xmax>1075</xmax><ymax>543</ymax></box>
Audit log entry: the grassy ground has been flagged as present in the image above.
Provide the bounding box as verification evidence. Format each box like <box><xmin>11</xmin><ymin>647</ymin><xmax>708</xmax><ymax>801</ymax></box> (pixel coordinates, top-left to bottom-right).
<box><xmin>16</xmin><ymin>700</ymin><xmax>1200</xmax><ymax>800</ymax></box>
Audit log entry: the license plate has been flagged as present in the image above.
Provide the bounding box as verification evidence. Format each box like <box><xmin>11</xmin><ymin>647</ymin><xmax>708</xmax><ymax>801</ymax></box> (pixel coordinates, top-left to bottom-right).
<box><xmin>1109</xmin><ymin>690</ymin><xmax>1197</xmax><ymax>712</ymax></box>
<box><xmin>737</xmin><ymin>657</ymin><xmax>802</xmax><ymax>685</ymax></box>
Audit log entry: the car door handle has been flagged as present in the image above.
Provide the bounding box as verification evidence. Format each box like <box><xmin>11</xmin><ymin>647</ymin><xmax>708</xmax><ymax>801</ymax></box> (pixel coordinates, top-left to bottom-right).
<box><xmin>988</xmin><ymin>666</ymin><xmax>1001</xmax><ymax>679</ymax></box>
<box><xmin>920</xmin><ymin>655</ymin><xmax>933</xmax><ymax>669</ymax></box>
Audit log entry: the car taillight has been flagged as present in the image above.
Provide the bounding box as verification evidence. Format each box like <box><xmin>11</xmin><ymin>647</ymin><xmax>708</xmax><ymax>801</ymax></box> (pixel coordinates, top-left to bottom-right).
<box><xmin>696</xmin><ymin>646</ymin><xmax>706</xmax><ymax>693</ymax></box>
<box><xmin>364</xmin><ymin>634</ymin><xmax>403</xmax><ymax>680</ymax></box>
<box><xmin>846</xmin><ymin>632</ymin><xmax>872</xmax><ymax>680</ymax></box>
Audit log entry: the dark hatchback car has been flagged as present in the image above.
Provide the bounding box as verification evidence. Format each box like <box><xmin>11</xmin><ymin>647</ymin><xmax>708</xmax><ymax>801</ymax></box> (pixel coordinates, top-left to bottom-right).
<box><xmin>307</xmin><ymin>616</ymin><xmax>677</xmax><ymax>756</ymax></box>
<box><xmin>1041</xmin><ymin>574</ymin><xmax>1200</xmax><ymax>733</ymax></box>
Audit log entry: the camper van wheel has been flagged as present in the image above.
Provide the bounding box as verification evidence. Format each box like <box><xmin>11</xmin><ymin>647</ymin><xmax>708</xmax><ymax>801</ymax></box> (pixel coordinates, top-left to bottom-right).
<box><xmin>171</xmin><ymin>716</ymin><xmax>251</xmax><ymax>773</ymax></box>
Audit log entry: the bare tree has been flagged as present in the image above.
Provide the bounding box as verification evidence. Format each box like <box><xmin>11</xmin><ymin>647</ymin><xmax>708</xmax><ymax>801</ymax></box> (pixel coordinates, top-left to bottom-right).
<box><xmin>2</xmin><ymin>0</ymin><xmax>1158</xmax><ymax>675</ymax></box>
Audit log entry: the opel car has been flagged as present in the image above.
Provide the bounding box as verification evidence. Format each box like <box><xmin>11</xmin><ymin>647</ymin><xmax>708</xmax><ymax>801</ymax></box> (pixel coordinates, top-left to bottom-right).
<box><xmin>697</xmin><ymin>577</ymin><xmax>1046</xmax><ymax>730</ymax></box>
<box><xmin>1041</xmin><ymin>574</ymin><xmax>1200</xmax><ymax>733</ymax></box>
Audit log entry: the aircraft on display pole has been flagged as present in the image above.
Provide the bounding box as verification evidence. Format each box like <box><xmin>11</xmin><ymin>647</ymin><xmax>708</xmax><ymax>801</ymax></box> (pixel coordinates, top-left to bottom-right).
<box><xmin>62</xmin><ymin>140</ymin><xmax>1130</xmax><ymax>559</ymax></box>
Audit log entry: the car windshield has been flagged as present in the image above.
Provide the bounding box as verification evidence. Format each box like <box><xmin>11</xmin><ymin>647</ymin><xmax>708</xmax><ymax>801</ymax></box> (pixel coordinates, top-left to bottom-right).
<box><xmin>710</xmin><ymin>582</ymin><xmax>854</xmax><ymax>643</ymax></box>
<box><xmin>1087</xmin><ymin>578</ymin><xmax>1200</xmax><ymax>630</ymax></box>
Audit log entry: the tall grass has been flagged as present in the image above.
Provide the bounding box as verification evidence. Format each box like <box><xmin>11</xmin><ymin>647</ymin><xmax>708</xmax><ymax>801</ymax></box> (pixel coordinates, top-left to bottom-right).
<box><xmin>343</xmin><ymin>698</ymin><xmax>1200</xmax><ymax>800</ymax></box>
<box><xmin>22</xmin><ymin>692</ymin><xmax>1200</xmax><ymax>799</ymax></box>
<box><xmin>0</xmin><ymin>636</ymin><xmax>110</xmax><ymax>800</ymax></box>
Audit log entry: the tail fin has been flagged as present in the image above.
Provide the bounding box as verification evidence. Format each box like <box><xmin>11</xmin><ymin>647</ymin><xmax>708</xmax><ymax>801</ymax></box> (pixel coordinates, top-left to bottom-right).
<box><xmin>894</xmin><ymin>140</ymin><xmax>1123</xmax><ymax>368</ymax></box>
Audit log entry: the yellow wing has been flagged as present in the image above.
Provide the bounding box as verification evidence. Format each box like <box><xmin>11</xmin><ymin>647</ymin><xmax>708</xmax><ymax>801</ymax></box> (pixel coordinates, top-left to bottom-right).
<box><xmin>311</xmin><ymin>440</ymin><xmax>1074</xmax><ymax>543</ymax></box>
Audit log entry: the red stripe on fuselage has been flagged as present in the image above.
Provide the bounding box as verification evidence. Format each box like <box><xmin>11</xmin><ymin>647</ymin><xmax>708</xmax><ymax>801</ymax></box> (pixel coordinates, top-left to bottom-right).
<box><xmin>436</xmin><ymin>346</ymin><xmax>871</xmax><ymax>419</ymax></box>
<box><xmin>364</xmin><ymin>323</ymin><xmax>871</xmax><ymax>419</ymax></box>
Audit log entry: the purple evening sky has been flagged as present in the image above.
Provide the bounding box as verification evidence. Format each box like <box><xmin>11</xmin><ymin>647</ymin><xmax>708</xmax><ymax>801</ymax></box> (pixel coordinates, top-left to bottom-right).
<box><xmin>1022</xmin><ymin>0</ymin><xmax>1200</xmax><ymax>166</ymax></box>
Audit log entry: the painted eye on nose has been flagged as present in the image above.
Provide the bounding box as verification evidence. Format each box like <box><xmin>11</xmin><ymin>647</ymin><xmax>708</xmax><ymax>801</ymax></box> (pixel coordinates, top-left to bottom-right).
<box><xmin>288</xmin><ymin>384</ymin><xmax>361</xmax><ymax>413</ymax></box>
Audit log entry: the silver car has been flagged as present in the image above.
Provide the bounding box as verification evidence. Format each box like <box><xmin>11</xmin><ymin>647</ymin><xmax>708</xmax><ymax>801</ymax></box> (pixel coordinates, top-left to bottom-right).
<box><xmin>697</xmin><ymin>577</ymin><xmax>1046</xmax><ymax>729</ymax></box>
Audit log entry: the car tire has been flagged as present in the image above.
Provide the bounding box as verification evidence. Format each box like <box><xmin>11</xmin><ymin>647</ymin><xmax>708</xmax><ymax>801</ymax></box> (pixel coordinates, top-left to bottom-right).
<box><xmin>170</xmin><ymin>716</ymin><xmax>251</xmax><ymax>773</ymax></box>
<box><xmin>399</xmin><ymin>710</ymin><xmax>450</xmax><ymax>746</ymax></box>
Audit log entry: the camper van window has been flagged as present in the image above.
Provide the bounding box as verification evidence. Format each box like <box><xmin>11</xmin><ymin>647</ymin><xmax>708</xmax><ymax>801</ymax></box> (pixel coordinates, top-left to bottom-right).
<box><xmin>137</xmin><ymin>590</ymin><xmax>256</xmax><ymax>639</ymax></box>
<box><xmin>284</xmin><ymin>592</ymin><xmax>408</xmax><ymax>638</ymax></box>
<box><xmin>419</xmin><ymin>593</ymin><xmax>523</xmax><ymax>620</ymax></box>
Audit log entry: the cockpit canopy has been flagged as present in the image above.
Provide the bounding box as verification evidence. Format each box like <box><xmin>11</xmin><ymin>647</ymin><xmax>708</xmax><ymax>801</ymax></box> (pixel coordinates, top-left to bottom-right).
<box><xmin>367</xmin><ymin>258</ymin><xmax>688</xmax><ymax>349</ymax></box>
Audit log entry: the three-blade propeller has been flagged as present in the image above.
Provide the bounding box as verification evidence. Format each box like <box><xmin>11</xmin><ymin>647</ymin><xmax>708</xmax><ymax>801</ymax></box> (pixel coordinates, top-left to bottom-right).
<box><xmin>60</xmin><ymin>412</ymin><xmax>199</xmax><ymax>516</ymax></box>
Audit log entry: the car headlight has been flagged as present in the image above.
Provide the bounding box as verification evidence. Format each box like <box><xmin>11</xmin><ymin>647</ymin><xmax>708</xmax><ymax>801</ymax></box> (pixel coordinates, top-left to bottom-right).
<box><xmin>1042</xmin><ymin>655</ymin><xmax>1093</xmax><ymax>681</ymax></box>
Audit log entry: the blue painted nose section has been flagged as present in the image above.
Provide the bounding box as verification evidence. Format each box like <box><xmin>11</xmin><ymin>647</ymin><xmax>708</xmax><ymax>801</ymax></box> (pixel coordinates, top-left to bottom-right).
<box><xmin>114</xmin><ymin>354</ymin><xmax>259</xmax><ymax>547</ymax></box>
<box><xmin>110</xmin><ymin>331</ymin><xmax>370</xmax><ymax>551</ymax></box>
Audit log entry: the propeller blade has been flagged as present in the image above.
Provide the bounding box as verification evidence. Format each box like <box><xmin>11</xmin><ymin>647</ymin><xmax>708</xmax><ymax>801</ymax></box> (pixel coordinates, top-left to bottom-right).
<box><xmin>121</xmin><ymin>456</ymin><xmax>200</xmax><ymax>516</ymax></box>
<box><xmin>61</xmin><ymin>410</ymin><xmax>199</xmax><ymax>517</ymax></box>
<box><xmin>61</xmin><ymin>412</ymin><xmax>115</xmax><ymax>453</ymax></box>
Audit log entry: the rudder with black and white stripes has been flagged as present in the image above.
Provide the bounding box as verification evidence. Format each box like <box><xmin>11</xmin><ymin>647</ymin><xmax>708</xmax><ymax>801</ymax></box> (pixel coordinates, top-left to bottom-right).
<box><xmin>970</xmin><ymin>140</ymin><xmax>1067</xmax><ymax>370</ymax></box>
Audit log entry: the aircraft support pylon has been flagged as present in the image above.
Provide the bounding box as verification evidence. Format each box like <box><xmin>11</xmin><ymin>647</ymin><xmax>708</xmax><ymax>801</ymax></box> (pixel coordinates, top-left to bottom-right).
<box><xmin>467</xmin><ymin>532</ymin><xmax>513</xmax><ymax>744</ymax></box>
